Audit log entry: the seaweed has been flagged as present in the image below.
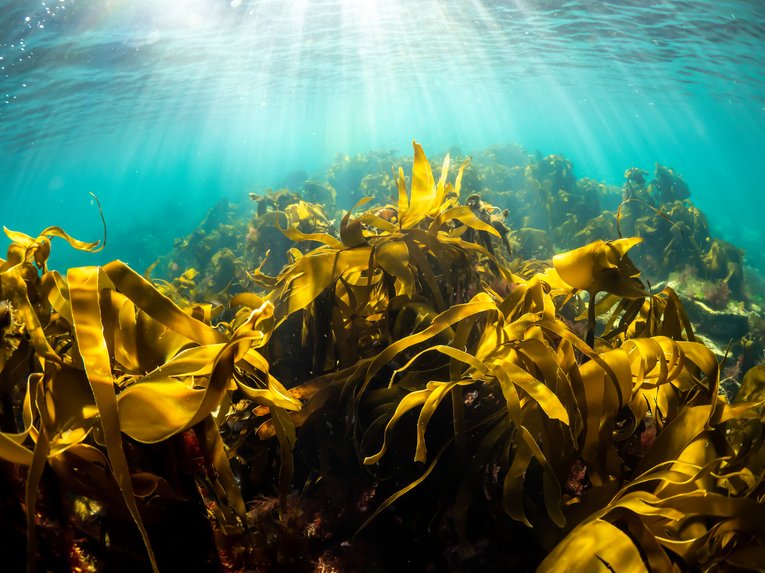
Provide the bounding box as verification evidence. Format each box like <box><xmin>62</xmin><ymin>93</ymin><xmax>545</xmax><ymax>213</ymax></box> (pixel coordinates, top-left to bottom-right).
<box><xmin>253</xmin><ymin>144</ymin><xmax>765</xmax><ymax>571</ymax></box>
<box><xmin>1</xmin><ymin>142</ymin><xmax>765</xmax><ymax>572</ymax></box>
<box><xmin>0</xmin><ymin>220</ymin><xmax>298</xmax><ymax>571</ymax></box>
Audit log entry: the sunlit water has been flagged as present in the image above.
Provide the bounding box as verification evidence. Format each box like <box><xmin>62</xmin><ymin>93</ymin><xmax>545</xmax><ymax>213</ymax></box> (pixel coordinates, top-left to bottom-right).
<box><xmin>1</xmin><ymin>0</ymin><xmax>763</xmax><ymax>271</ymax></box>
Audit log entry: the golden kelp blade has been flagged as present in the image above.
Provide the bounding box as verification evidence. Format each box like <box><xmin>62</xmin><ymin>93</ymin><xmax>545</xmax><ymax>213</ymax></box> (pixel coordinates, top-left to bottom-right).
<box><xmin>399</xmin><ymin>141</ymin><xmax>437</xmax><ymax>229</ymax></box>
<box><xmin>427</xmin><ymin>205</ymin><xmax>500</xmax><ymax>237</ymax></box>
<box><xmin>0</xmin><ymin>431</ymin><xmax>33</xmax><ymax>465</ymax></box>
<box><xmin>4</xmin><ymin>141</ymin><xmax>765</xmax><ymax>572</ymax></box>
<box><xmin>68</xmin><ymin>266</ymin><xmax>159</xmax><ymax>572</ymax></box>
<box><xmin>538</xmin><ymin>519</ymin><xmax>649</xmax><ymax>573</ymax></box>
<box><xmin>552</xmin><ymin>237</ymin><xmax>644</xmax><ymax>297</ymax></box>
<box><xmin>3</xmin><ymin>194</ymin><xmax>105</xmax><ymax>270</ymax></box>
<box><xmin>2</xmin><ymin>212</ymin><xmax>273</xmax><ymax>572</ymax></box>
<box><xmin>102</xmin><ymin>261</ymin><xmax>225</xmax><ymax>346</ymax></box>
<box><xmin>117</xmin><ymin>302</ymin><xmax>293</xmax><ymax>443</ymax></box>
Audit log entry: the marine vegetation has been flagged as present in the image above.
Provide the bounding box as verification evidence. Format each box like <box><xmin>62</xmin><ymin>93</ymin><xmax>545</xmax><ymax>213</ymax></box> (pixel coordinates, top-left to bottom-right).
<box><xmin>1</xmin><ymin>142</ymin><xmax>765</xmax><ymax>572</ymax></box>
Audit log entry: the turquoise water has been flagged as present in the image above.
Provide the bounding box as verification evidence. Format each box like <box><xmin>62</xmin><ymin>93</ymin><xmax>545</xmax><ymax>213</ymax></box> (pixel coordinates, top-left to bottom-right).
<box><xmin>1</xmin><ymin>0</ymin><xmax>764</xmax><ymax>271</ymax></box>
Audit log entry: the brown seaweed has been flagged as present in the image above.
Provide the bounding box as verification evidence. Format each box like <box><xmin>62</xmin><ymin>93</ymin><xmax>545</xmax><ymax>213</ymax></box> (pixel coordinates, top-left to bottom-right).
<box><xmin>1</xmin><ymin>143</ymin><xmax>764</xmax><ymax>573</ymax></box>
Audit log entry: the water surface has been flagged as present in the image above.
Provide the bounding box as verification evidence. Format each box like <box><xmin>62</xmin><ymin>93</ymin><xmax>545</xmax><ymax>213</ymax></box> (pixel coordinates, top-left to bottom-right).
<box><xmin>1</xmin><ymin>0</ymin><xmax>763</xmax><ymax>270</ymax></box>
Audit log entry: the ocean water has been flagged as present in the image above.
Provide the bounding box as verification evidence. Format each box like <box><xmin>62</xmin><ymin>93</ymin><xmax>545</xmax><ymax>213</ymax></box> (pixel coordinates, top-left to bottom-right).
<box><xmin>1</xmin><ymin>0</ymin><xmax>764</xmax><ymax>272</ymax></box>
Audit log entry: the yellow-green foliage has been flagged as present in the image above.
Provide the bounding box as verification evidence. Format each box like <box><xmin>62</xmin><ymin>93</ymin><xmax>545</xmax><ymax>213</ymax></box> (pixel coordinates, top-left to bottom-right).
<box><xmin>263</xmin><ymin>143</ymin><xmax>765</xmax><ymax>571</ymax></box>
<box><xmin>0</xmin><ymin>223</ymin><xmax>298</xmax><ymax>572</ymax></box>
<box><xmin>1</xmin><ymin>142</ymin><xmax>763</xmax><ymax>573</ymax></box>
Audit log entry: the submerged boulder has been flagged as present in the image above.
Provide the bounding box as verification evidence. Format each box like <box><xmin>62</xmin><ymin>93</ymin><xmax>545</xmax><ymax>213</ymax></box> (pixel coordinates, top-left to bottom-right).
<box><xmin>680</xmin><ymin>294</ymin><xmax>751</xmax><ymax>342</ymax></box>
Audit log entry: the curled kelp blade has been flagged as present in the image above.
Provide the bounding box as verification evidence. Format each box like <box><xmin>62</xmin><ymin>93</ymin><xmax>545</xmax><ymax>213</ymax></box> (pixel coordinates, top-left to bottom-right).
<box><xmin>736</xmin><ymin>364</ymin><xmax>765</xmax><ymax>404</ymax></box>
<box><xmin>340</xmin><ymin>196</ymin><xmax>375</xmax><ymax>247</ymax></box>
<box><xmin>273</xmin><ymin>210</ymin><xmax>344</xmax><ymax>250</ymax></box>
<box><xmin>3</xmin><ymin>195</ymin><xmax>106</xmax><ymax>271</ymax></box>
<box><xmin>42</xmin><ymin>366</ymin><xmax>99</xmax><ymax>457</ymax></box>
<box><xmin>541</xmin><ymin>456</ymin><xmax>765</xmax><ymax>573</ymax></box>
<box><xmin>552</xmin><ymin>237</ymin><xmax>646</xmax><ymax>297</ymax></box>
<box><xmin>539</xmin><ymin>353</ymin><xmax>753</xmax><ymax>573</ymax></box>
<box><xmin>1</xmin><ymin>225</ymin><xmax>258</xmax><ymax>573</ymax></box>
<box><xmin>427</xmin><ymin>205</ymin><xmax>500</xmax><ymax>237</ymax></box>
<box><xmin>398</xmin><ymin>141</ymin><xmax>437</xmax><ymax>229</ymax></box>
<box><xmin>102</xmin><ymin>261</ymin><xmax>225</xmax><ymax>346</ymax></box>
<box><xmin>67</xmin><ymin>266</ymin><xmax>159</xmax><ymax>572</ymax></box>
<box><xmin>117</xmin><ymin>301</ymin><xmax>278</xmax><ymax>443</ymax></box>
<box><xmin>538</xmin><ymin>518</ymin><xmax>649</xmax><ymax>573</ymax></box>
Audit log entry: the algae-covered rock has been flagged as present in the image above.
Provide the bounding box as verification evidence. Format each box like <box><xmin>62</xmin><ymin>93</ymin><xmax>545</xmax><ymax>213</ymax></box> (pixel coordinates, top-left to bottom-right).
<box><xmin>650</xmin><ymin>163</ymin><xmax>691</xmax><ymax>202</ymax></box>
<box><xmin>680</xmin><ymin>295</ymin><xmax>751</xmax><ymax>341</ymax></box>
<box><xmin>703</xmin><ymin>238</ymin><xmax>745</xmax><ymax>298</ymax></box>
<box><xmin>327</xmin><ymin>150</ymin><xmax>401</xmax><ymax>209</ymax></box>
<box><xmin>512</xmin><ymin>227</ymin><xmax>555</xmax><ymax>260</ymax></box>
<box><xmin>208</xmin><ymin>248</ymin><xmax>237</xmax><ymax>292</ymax></box>
<box><xmin>303</xmin><ymin>180</ymin><xmax>336</xmax><ymax>210</ymax></box>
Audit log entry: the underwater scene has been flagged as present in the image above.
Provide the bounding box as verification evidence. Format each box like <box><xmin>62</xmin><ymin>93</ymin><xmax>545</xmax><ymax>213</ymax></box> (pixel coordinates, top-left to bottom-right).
<box><xmin>2</xmin><ymin>0</ymin><xmax>765</xmax><ymax>571</ymax></box>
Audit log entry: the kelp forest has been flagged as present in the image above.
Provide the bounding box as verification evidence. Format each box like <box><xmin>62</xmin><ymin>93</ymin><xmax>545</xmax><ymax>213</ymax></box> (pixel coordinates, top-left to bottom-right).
<box><xmin>2</xmin><ymin>141</ymin><xmax>765</xmax><ymax>572</ymax></box>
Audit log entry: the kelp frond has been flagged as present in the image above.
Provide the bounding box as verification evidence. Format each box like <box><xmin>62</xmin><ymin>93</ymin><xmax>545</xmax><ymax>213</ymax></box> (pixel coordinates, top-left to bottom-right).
<box><xmin>256</xmin><ymin>143</ymin><xmax>765</xmax><ymax>572</ymax></box>
<box><xmin>2</xmin><ymin>142</ymin><xmax>764</xmax><ymax>573</ymax></box>
<box><xmin>0</xmin><ymin>224</ymin><xmax>298</xmax><ymax>571</ymax></box>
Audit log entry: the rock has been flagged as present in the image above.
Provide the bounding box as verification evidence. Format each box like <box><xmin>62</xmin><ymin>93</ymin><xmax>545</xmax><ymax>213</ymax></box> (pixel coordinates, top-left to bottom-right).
<box><xmin>680</xmin><ymin>295</ymin><xmax>751</xmax><ymax>342</ymax></box>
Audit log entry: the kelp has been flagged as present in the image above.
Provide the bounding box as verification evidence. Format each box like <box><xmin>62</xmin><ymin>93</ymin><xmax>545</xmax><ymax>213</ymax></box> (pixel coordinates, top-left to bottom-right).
<box><xmin>0</xmin><ymin>221</ymin><xmax>299</xmax><ymax>571</ymax></box>
<box><xmin>163</xmin><ymin>143</ymin><xmax>756</xmax><ymax>335</ymax></box>
<box><xmin>254</xmin><ymin>143</ymin><xmax>765</xmax><ymax>571</ymax></box>
<box><xmin>251</xmin><ymin>142</ymin><xmax>511</xmax><ymax>383</ymax></box>
<box><xmin>356</xmin><ymin>270</ymin><xmax>726</xmax><ymax>537</ymax></box>
<box><xmin>539</xmin><ymin>395</ymin><xmax>765</xmax><ymax>572</ymax></box>
<box><xmin>2</xmin><ymin>142</ymin><xmax>765</xmax><ymax>572</ymax></box>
